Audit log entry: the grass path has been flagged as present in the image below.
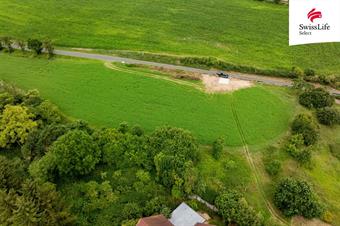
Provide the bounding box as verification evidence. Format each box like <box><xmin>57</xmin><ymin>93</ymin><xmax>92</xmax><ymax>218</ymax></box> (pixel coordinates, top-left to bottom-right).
<box><xmin>230</xmin><ymin>96</ymin><xmax>290</xmax><ymax>225</ymax></box>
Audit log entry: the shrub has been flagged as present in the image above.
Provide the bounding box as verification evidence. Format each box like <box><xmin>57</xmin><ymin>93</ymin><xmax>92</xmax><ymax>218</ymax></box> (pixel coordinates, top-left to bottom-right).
<box><xmin>131</xmin><ymin>124</ymin><xmax>144</xmax><ymax>136</ymax></box>
<box><xmin>27</xmin><ymin>39</ymin><xmax>43</xmax><ymax>55</ymax></box>
<box><xmin>299</xmin><ymin>88</ymin><xmax>334</xmax><ymax>109</ymax></box>
<box><xmin>322</xmin><ymin>211</ymin><xmax>334</xmax><ymax>224</ymax></box>
<box><xmin>118</xmin><ymin>122</ymin><xmax>129</xmax><ymax>134</ymax></box>
<box><xmin>304</xmin><ymin>68</ymin><xmax>315</xmax><ymax>77</ymax></box>
<box><xmin>274</xmin><ymin>178</ymin><xmax>323</xmax><ymax>218</ymax></box>
<box><xmin>212</xmin><ymin>137</ymin><xmax>224</xmax><ymax>159</ymax></box>
<box><xmin>289</xmin><ymin>67</ymin><xmax>304</xmax><ymax>78</ymax></box>
<box><xmin>265</xmin><ymin>159</ymin><xmax>281</xmax><ymax>176</ymax></box>
<box><xmin>316</xmin><ymin>107</ymin><xmax>340</xmax><ymax>126</ymax></box>
<box><xmin>285</xmin><ymin>134</ymin><xmax>312</xmax><ymax>164</ymax></box>
<box><xmin>292</xmin><ymin>114</ymin><xmax>318</xmax><ymax>146</ymax></box>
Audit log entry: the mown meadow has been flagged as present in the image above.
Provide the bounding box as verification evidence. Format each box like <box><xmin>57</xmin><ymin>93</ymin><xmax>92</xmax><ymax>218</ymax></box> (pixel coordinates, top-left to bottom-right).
<box><xmin>0</xmin><ymin>53</ymin><xmax>292</xmax><ymax>146</ymax></box>
<box><xmin>0</xmin><ymin>0</ymin><xmax>340</xmax><ymax>74</ymax></box>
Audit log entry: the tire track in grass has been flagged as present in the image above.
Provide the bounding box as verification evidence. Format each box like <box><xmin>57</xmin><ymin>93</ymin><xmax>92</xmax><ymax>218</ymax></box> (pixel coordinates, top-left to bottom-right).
<box><xmin>230</xmin><ymin>96</ymin><xmax>290</xmax><ymax>226</ymax></box>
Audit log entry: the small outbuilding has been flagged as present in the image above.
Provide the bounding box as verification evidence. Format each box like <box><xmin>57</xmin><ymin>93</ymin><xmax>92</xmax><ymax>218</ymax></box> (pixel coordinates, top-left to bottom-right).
<box><xmin>169</xmin><ymin>202</ymin><xmax>206</xmax><ymax>226</ymax></box>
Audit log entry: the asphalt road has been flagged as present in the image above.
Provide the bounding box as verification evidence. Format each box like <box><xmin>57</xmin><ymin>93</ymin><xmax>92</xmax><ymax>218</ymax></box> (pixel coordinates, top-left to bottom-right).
<box><xmin>55</xmin><ymin>49</ymin><xmax>340</xmax><ymax>96</ymax></box>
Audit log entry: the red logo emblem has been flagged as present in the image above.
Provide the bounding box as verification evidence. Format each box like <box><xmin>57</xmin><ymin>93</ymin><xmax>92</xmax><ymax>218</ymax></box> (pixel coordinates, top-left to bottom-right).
<box><xmin>307</xmin><ymin>8</ymin><xmax>322</xmax><ymax>23</ymax></box>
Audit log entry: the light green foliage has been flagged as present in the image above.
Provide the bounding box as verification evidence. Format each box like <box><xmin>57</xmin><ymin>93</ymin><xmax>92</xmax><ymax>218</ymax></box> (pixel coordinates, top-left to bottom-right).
<box><xmin>0</xmin><ymin>105</ymin><xmax>37</xmax><ymax>148</ymax></box>
<box><xmin>215</xmin><ymin>190</ymin><xmax>262</xmax><ymax>226</ymax></box>
<box><xmin>50</xmin><ymin>130</ymin><xmax>101</xmax><ymax>176</ymax></box>
<box><xmin>0</xmin><ymin>156</ymin><xmax>25</xmax><ymax>190</ymax></box>
<box><xmin>82</xmin><ymin>181</ymin><xmax>117</xmax><ymax>213</ymax></box>
<box><xmin>0</xmin><ymin>55</ymin><xmax>292</xmax><ymax>145</ymax></box>
<box><xmin>1</xmin><ymin>0</ymin><xmax>340</xmax><ymax>74</ymax></box>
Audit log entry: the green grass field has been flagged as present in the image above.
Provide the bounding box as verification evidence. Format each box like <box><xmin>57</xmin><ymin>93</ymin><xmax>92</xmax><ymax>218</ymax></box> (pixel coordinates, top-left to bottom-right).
<box><xmin>1</xmin><ymin>0</ymin><xmax>340</xmax><ymax>74</ymax></box>
<box><xmin>0</xmin><ymin>53</ymin><xmax>292</xmax><ymax>146</ymax></box>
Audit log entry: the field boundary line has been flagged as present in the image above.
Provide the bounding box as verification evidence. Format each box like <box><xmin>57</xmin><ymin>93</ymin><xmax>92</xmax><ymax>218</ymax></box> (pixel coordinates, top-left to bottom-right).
<box><xmin>230</xmin><ymin>97</ymin><xmax>290</xmax><ymax>226</ymax></box>
<box><xmin>104</xmin><ymin>62</ymin><xmax>204</xmax><ymax>91</ymax></box>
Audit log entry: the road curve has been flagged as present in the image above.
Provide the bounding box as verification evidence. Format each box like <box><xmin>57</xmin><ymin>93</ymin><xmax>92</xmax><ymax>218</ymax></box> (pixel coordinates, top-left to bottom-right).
<box><xmin>54</xmin><ymin>49</ymin><xmax>340</xmax><ymax>96</ymax></box>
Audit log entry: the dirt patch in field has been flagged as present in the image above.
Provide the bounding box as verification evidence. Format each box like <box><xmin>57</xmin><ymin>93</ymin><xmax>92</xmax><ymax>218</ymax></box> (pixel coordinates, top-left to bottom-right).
<box><xmin>292</xmin><ymin>216</ymin><xmax>331</xmax><ymax>226</ymax></box>
<box><xmin>202</xmin><ymin>74</ymin><xmax>253</xmax><ymax>93</ymax></box>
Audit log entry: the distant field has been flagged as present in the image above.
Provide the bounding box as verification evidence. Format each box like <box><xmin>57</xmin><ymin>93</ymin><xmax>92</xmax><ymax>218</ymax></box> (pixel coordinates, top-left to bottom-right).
<box><xmin>0</xmin><ymin>0</ymin><xmax>340</xmax><ymax>74</ymax></box>
<box><xmin>0</xmin><ymin>54</ymin><xmax>292</xmax><ymax>145</ymax></box>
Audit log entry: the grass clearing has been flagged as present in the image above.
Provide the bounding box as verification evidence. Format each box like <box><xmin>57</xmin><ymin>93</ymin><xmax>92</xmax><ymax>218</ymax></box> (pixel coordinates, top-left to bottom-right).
<box><xmin>0</xmin><ymin>0</ymin><xmax>340</xmax><ymax>74</ymax></box>
<box><xmin>0</xmin><ymin>53</ymin><xmax>292</xmax><ymax>146</ymax></box>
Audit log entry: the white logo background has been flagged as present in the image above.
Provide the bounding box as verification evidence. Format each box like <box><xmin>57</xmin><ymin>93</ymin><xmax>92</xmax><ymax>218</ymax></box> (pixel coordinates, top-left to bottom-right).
<box><xmin>289</xmin><ymin>0</ymin><xmax>340</xmax><ymax>45</ymax></box>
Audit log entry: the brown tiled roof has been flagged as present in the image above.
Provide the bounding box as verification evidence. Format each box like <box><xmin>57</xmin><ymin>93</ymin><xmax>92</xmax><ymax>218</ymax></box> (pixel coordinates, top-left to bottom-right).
<box><xmin>137</xmin><ymin>215</ymin><xmax>174</xmax><ymax>226</ymax></box>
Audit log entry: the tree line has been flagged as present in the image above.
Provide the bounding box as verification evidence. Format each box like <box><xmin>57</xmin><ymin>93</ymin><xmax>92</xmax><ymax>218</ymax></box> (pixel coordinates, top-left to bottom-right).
<box><xmin>0</xmin><ymin>37</ymin><xmax>54</xmax><ymax>58</ymax></box>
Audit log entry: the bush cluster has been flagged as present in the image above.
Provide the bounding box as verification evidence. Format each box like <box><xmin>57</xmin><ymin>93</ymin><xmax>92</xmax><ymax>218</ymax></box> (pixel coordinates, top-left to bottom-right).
<box><xmin>274</xmin><ymin>178</ymin><xmax>323</xmax><ymax>218</ymax></box>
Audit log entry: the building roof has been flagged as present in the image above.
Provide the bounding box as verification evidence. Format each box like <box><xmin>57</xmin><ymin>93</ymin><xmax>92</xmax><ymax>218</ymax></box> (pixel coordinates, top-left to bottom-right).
<box><xmin>137</xmin><ymin>215</ymin><xmax>174</xmax><ymax>226</ymax></box>
<box><xmin>169</xmin><ymin>202</ymin><xmax>206</xmax><ymax>226</ymax></box>
<box><xmin>195</xmin><ymin>223</ymin><xmax>214</xmax><ymax>226</ymax></box>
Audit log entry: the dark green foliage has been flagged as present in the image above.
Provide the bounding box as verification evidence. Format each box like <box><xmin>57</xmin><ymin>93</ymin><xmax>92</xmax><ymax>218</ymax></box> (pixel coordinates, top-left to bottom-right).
<box><xmin>43</xmin><ymin>39</ymin><xmax>54</xmax><ymax>58</ymax></box>
<box><xmin>215</xmin><ymin>190</ymin><xmax>262</xmax><ymax>226</ymax></box>
<box><xmin>0</xmin><ymin>156</ymin><xmax>26</xmax><ymax>190</ymax></box>
<box><xmin>304</xmin><ymin>68</ymin><xmax>315</xmax><ymax>77</ymax></box>
<box><xmin>265</xmin><ymin>159</ymin><xmax>281</xmax><ymax>176</ymax></box>
<box><xmin>22</xmin><ymin>124</ymin><xmax>69</xmax><ymax>162</ymax></box>
<box><xmin>143</xmin><ymin>196</ymin><xmax>169</xmax><ymax>216</ymax></box>
<box><xmin>118</xmin><ymin>122</ymin><xmax>129</xmax><ymax>134</ymax></box>
<box><xmin>131</xmin><ymin>124</ymin><xmax>144</xmax><ymax>136</ymax></box>
<box><xmin>274</xmin><ymin>178</ymin><xmax>323</xmax><ymax>218</ymax></box>
<box><xmin>51</xmin><ymin>130</ymin><xmax>101</xmax><ymax>177</ymax></box>
<box><xmin>292</xmin><ymin>114</ymin><xmax>318</xmax><ymax>146</ymax></box>
<box><xmin>0</xmin><ymin>92</ymin><xmax>14</xmax><ymax>112</ymax></box>
<box><xmin>0</xmin><ymin>180</ymin><xmax>74</xmax><ymax>226</ymax></box>
<box><xmin>299</xmin><ymin>88</ymin><xmax>334</xmax><ymax>109</ymax></box>
<box><xmin>122</xmin><ymin>202</ymin><xmax>143</xmax><ymax>220</ymax></box>
<box><xmin>316</xmin><ymin>107</ymin><xmax>340</xmax><ymax>126</ymax></box>
<box><xmin>212</xmin><ymin>137</ymin><xmax>224</xmax><ymax>159</ymax></box>
<box><xmin>27</xmin><ymin>39</ymin><xmax>43</xmax><ymax>55</ymax></box>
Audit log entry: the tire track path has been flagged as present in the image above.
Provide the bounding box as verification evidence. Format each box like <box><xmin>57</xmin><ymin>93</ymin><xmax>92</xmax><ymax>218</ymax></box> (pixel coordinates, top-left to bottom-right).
<box><xmin>230</xmin><ymin>97</ymin><xmax>290</xmax><ymax>226</ymax></box>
